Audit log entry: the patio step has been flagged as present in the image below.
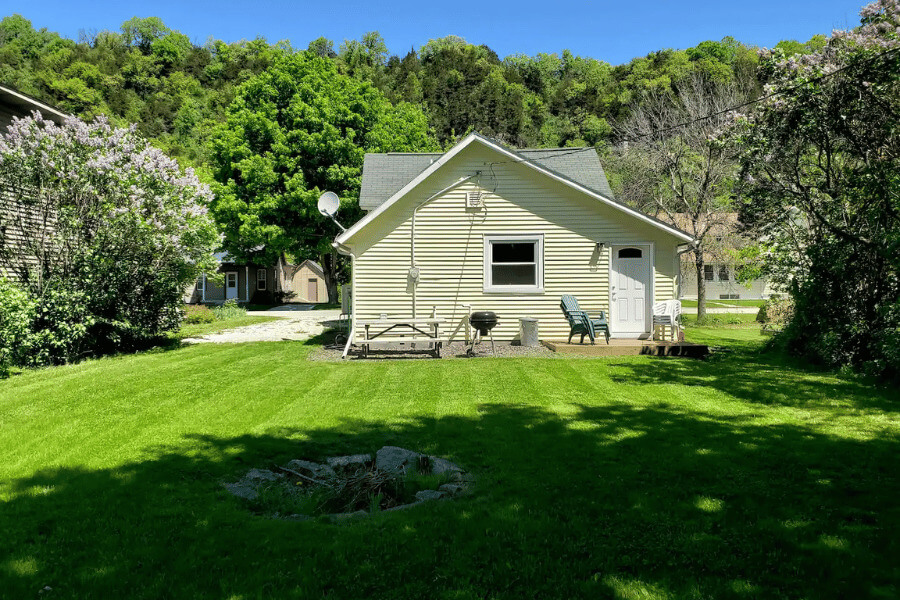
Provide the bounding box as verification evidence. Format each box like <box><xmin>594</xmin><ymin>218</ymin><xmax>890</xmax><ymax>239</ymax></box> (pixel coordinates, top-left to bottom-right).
<box><xmin>542</xmin><ymin>339</ymin><xmax>709</xmax><ymax>358</ymax></box>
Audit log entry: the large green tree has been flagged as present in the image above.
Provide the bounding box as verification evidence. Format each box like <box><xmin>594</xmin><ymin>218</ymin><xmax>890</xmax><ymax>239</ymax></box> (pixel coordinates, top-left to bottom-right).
<box><xmin>208</xmin><ymin>51</ymin><xmax>438</xmax><ymax>302</ymax></box>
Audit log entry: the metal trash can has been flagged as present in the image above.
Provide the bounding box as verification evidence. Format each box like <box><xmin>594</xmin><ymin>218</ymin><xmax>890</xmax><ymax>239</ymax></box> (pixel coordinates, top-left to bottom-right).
<box><xmin>519</xmin><ymin>317</ymin><xmax>539</xmax><ymax>347</ymax></box>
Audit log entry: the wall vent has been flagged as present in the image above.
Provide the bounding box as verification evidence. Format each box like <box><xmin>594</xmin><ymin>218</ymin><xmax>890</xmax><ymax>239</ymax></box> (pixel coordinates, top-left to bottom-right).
<box><xmin>466</xmin><ymin>190</ymin><xmax>483</xmax><ymax>208</ymax></box>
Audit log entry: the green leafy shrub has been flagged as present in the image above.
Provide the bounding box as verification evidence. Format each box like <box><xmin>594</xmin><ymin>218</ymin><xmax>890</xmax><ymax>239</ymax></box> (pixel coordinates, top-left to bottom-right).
<box><xmin>0</xmin><ymin>279</ymin><xmax>35</xmax><ymax>375</ymax></box>
<box><xmin>183</xmin><ymin>304</ymin><xmax>215</xmax><ymax>324</ymax></box>
<box><xmin>213</xmin><ymin>299</ymin><xmax>246</xmax><ymax>320</ymax></box>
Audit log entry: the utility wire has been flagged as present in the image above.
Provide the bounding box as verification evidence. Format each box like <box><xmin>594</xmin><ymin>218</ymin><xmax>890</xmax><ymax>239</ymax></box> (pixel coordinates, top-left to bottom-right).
<box><xmin>628</xmin><ymin>44</ymin><xmax>900</xmax><ymax>140</ymax></box>
<box><xmin>483</xmin><ymin>43</ymin><xmax>900</xmax><ymax>158</ymax></box>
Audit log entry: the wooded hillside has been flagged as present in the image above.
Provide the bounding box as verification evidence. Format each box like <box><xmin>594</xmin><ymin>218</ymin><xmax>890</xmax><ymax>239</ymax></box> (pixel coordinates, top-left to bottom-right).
<box><xmin>0</xmin><ymin>14</ymin><xmax>825</xmax><ymax>164</ymax></box>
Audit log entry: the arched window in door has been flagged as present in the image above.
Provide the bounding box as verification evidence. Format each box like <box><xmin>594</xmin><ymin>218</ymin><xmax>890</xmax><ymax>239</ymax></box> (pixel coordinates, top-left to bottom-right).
<box><xmin>617</xmin><ymin>247</ymin><xmax>643</xmax><ymax>259</ymax></box>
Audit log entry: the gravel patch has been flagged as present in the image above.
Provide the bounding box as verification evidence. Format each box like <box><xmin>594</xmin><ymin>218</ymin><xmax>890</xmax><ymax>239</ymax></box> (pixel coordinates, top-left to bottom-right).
<box><xmin>183</xmin><ymin>309</ymin><xmax>341</xmax><ymax>344</ymax></box>
<box><xmin>308</xmin><ymin>340</ymin><xmax>555</xmax><ymax>361</ymax></box>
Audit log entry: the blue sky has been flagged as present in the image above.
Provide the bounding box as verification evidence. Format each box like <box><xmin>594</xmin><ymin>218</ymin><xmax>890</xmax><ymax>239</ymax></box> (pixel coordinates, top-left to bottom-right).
<box><xmin>10</xmin><ymin>0</ymin><xmax>866</xmax><ymax>65</ymax></box>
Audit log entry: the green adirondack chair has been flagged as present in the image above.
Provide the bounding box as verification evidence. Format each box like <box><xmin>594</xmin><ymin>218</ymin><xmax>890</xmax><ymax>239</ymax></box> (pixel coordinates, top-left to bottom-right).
<box><xmin>560</xmin><ymin>295</ymin><xmax>610</xmax><ymax>344</ymax></box>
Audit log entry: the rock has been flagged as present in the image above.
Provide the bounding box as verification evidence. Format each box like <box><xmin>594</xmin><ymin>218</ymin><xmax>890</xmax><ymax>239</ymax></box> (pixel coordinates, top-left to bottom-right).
<box><xmin>384</xmin><ymin>501</ymin><xmax>423</xmax><ymax>512</ymax></box>
<box><xmin>285</xmin><ymin>459</ymin><xmax>335</xmax><ymax>480</ymax></box>
<box><xmin>245</xmin><ymin>468</ymin><xmax>281</xmax><ymax>481</ymax></box>
<box><xmin>415</xmin><ymin>489</ymin><xmax>447</xmax><ymax>502</ymax></box>
<box><xmin>429</xmin><ymin>456</ymin><xmax>462</xmax><ymax>476</ymax></box>
<box><xmin>376</xmin><ymin>446</ymin><xmax>421</xmax><ymax>473</ymax></box>
<box><xmin>438</xmin><ymin>483</ymin><xmax>465</xmax><ymax>496</ymax></box>
<box><xmin>326</xmin><ymin>454</ymin><xmax>372</xmax><ymax>473</ymax></box>
<box><xmin>330</xmin><ymin>510</ymin><xmax>367</xmax><ymax>522</ymax></box>
<box><xmin>223</xmin><ymin>482</ymin><xmax>258</xmax><ymax>500</ymax></box>
<box><xmin>287</xmin><ymin>514</ymin><xmax>312</xmax><ymax>522</ymax></box>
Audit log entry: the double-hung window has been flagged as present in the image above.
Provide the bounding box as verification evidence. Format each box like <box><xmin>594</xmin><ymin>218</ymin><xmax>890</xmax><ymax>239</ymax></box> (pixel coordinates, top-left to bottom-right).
<box><xmin>718</xmin><ymin>265</ymin><xmax>730</xmax><ymax>281</ymax></box>
<box><xmin>257</xmin><ymin>268</ymin><xmax>267</xmax><ymax>291</ymax></box>
<box><xmin>483</xmin><ymin>234</ymin><xmax>543</xmax><ymax>293</ymax></box>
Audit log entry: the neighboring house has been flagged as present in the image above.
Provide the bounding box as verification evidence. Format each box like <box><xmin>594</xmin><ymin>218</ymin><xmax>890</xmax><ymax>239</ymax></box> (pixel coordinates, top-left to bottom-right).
<box><xmin>670</xmin><ymin>213</ymin><xmax>774</xmax><ymax>301</ymax></box>
<box><xmin>285</xmin><ymin>259</ymin><xmax>327</xmax><ymax>303</ymax></box>
<box><xmin>0</xmin><ymin>84</ymin><xmax>68</xmax><ymax>129</ymax></box>
<box><xmin>186</xmin><ymin>255</ymin><xmax>327</xmax><ymax>304</ymax></box>
<box><xmin>333</xmin><ymin>133</ymin><xmax>694</xmax><ymax>341</ymax></box>
<box><xmin>0</xmin><ymin>84</ymin><xmax>69</xmax><ymax>284</ymax></box>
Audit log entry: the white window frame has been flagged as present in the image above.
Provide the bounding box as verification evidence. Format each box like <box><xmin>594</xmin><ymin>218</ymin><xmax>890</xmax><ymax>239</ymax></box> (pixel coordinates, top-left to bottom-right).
<box><xmin>483</xmin><ymin>233</ymin><xmax>544</xmax><ymax>294</ymax></box>
<box><xmin>257</xmin><ymin>268</ymin><xmax>267</xmax><ymax>291</ymax></box>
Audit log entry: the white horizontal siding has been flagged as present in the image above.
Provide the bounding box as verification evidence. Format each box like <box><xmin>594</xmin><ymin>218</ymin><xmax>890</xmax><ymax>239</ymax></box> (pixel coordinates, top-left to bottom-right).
<box><xmin>350</xmin><ymin>144</ymin><xmax>680</xmax><ymax>341</ymax></box>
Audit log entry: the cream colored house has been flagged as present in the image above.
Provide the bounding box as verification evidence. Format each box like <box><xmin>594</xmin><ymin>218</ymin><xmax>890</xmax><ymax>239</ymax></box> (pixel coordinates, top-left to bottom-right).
<box><xmin>334</xmin><ymin>133</ymin><xmax>694</xmax><ymax>342</ymax></box>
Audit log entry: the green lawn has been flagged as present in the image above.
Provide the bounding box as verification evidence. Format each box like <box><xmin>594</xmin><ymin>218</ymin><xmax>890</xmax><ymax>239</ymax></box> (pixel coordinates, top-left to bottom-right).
<box><xmin>175</xmin><ymin>315</ymin><xmax>280</xmax><ymax>339</ymax></box>
<box><xmin>1</xmin><ymin>329</ymin><xmax>897</xmax><ymax>599</ymax></box>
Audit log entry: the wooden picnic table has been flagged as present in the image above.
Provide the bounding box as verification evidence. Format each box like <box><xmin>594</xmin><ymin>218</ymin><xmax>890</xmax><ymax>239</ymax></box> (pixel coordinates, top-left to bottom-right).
<box><xmin>356</xmin><ymin>318</ymin><xmax>447</xmax><ymax>358</ymax></box>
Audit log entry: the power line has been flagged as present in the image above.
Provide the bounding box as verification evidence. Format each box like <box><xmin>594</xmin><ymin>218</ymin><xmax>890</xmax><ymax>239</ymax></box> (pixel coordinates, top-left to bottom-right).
<box><xmin>468</xmin><ymin>44</ymin><xmax>900</xmax><ymax>165</ymax></box>
<box><xmin>628</xmin><ymin>44</ymin><xmax>900</xmax><ymax>140</ymax></box>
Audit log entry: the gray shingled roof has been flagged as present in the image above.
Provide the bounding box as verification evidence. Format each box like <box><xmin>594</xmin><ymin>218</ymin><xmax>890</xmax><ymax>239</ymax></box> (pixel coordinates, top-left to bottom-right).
<box><xmin>359</xmin><ymin>143</ymin><xmax>616</xmax><ymax>211</ymax></box>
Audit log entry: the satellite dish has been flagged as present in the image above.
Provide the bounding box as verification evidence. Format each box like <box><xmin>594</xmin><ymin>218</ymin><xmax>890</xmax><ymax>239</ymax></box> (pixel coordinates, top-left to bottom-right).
<box><xmin>317</xmin><ymin>191</ymin><xmax>340</xmax><ymax>217</ymax></box>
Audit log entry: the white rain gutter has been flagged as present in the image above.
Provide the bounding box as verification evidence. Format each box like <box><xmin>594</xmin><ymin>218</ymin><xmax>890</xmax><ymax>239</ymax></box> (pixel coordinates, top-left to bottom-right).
<box><xmin>332</xmin><ymin>241</ymin><xmax>357</xmax><ymax>359</ymax></box>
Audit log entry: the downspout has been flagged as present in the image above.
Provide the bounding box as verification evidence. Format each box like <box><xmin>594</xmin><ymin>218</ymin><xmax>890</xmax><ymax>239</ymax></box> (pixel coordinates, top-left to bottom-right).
<box><xmin>245</xmin><ymin>265</ymin><xmax>249</xmax><ymax>303</ymax></box>
<box><xmin>201</xmin><ymin>273</ymin><xmax>206</xmax><ymax>303</ymax></box>
<box><xmin>410</xmin><ymin>174</ymin><xmax>478</xmax><ymax>318</ymax></box>
<box><xmin>333</xmin><ymin>241</ymin><xmax>356</xmax><ymax>359</ymax></box>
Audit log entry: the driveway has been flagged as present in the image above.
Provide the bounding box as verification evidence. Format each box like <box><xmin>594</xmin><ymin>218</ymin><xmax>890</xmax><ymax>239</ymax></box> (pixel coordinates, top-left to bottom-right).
<box><xmin>184</xmin><ymin>307</ymin><xmax>342</xmax><ymax>343</ymax></box>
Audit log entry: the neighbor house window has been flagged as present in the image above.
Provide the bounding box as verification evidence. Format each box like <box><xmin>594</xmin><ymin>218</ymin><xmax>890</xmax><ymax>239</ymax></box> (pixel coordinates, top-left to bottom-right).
<box><xmin>718</xmin><ymin>265</ymin><xmax>730</xmax><ymax>281</ymax></box>
<box><xmin>257</xmin><ymin>268</ymin><xmax>267</xmax><ymax>291</ymax></box>
<box><xmin>704</xmin><ymin>265</ymin><xmax>714</xmax><ymax>281</ymax></box>
<box><xmin>483</xmin><ymin>234</ymin><xmax>543</xmax><ymax>293</ymax></box>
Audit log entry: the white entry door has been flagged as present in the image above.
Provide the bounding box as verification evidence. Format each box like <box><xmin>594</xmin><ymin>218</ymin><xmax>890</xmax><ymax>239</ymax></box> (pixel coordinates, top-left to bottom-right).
<box><xmin>611</xmin><ymin>246</ymin><xmax>650</xmax><ymax>337</ymax></box>
<box><xmin>225</xmin><ymin>272</ymin><xmax>239</xmax><ymax>301</ymax></box>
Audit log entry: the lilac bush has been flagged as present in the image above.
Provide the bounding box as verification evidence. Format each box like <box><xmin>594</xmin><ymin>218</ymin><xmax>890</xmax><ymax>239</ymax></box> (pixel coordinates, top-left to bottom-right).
<box><xmin>0</xmin><ymin>113</ymin><xmax>219</xmax><ymax>366</ymax></box>
<box><xmin>736</xmin><ymin>0</ymin><xmax>900</xmax><ymax>378</ymax></box>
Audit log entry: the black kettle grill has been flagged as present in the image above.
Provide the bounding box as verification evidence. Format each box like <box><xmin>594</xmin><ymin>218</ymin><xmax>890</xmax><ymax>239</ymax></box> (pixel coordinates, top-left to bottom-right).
<box><xmin>468</xmin><ymin>311</ymin><xmax>498</xmax><ymax>356</ymax></box>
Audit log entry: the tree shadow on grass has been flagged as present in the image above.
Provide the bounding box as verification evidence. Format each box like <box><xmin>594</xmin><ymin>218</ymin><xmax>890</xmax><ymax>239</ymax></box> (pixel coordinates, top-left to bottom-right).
<box><xmin>1</xmin><ymin>402</ymin><xmax>898</xmax><ymax>599</ymax></box>
<box><xmin>606</xmin><ymin>345</ymin><xmax>900</xmax><ymax>415</ymax></box>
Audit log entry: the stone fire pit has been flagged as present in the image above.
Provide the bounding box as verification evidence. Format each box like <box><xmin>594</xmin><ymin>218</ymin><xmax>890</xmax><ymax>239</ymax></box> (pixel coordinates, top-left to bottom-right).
<box><xmin>224</xmin><ymin>446</ymin><xmax>471</xmax><ymax>521</ymax></box>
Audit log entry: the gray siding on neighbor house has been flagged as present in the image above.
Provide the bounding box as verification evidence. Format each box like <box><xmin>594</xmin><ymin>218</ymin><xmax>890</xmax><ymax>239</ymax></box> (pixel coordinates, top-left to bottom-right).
<box><xmin>0</xmin><ymin>87</ymin><xmax>68</xmax><ymax>283</ymax></box>
<box><xmin>191</xmin><ymin>264</ymin><xmax>279</xmax><ymax>304</ymax></box>
<box><xmin>0</xmin><ymin>182</ymin><xmax>57</xmax><ymax>283</ymax></box>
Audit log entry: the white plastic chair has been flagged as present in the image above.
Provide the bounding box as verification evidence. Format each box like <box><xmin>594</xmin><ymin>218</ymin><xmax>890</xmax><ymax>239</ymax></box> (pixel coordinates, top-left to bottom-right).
<box><xmin>652</xmin><ymin>300</ymin><xmax>682</xmax><ymax>341</ymax></box>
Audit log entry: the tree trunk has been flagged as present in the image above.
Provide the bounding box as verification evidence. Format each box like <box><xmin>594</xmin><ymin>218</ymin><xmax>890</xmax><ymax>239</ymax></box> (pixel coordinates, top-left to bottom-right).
<box><xmin>694</xmin><ymin>248</ymin><xmax>707</xmax><ymax>321</ymax></box>
<box><xmin>320</xmin><ymin>249</ymin><xmax>340</xmax><ymax>305</ymax></box>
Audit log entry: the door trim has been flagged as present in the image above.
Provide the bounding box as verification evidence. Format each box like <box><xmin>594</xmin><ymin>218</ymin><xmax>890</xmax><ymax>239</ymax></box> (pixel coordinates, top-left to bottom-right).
<box><xmin>608</xmin><ymin>243</ymin><xmax>654</xmax><ymax>338</ymax></box>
